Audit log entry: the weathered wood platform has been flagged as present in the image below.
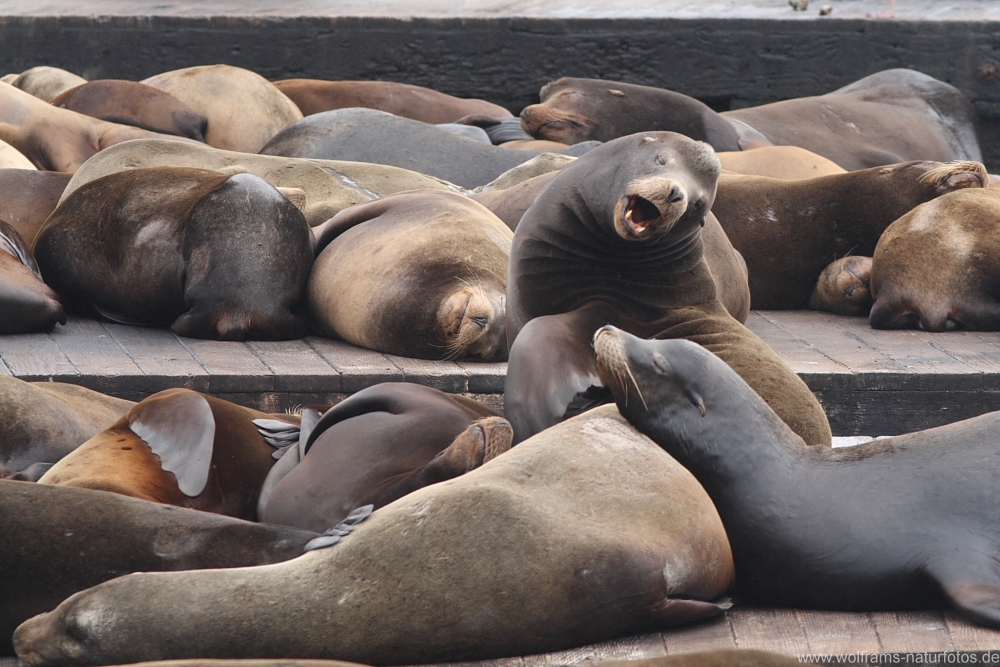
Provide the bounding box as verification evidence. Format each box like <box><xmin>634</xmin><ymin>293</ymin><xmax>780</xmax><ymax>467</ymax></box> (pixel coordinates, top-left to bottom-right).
<box><xmin>2</xmin><ymin>311</ymin><xmax>999</xmax><ymax>436</ymax></box>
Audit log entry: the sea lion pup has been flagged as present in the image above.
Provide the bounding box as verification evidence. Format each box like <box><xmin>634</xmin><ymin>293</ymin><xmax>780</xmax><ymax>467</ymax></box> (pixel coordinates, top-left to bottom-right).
<box><xmin>50</xmin><ymin>80</ymin><xmax>209</xmax><ymax>141</ymax></box>
<box><xmin>0</xmin><ymin>377</ymin><xmax>133</xmax><ymax>481</ymax></box>
<box><xmin>595</xmin><ymin>326</ymin><xmax>1000</xmax><ymax>628</ymax></box>
<box><xmin>0</xmin><ymin>170</ymin><xmax>71</xmax><ymax>245</ymax></box>
<box><xmin>808</xmin><ymin>256</ymin><xmax>873</xmax><ymax>316</ymax></box>
<box><xmin>717</xmin><ymin>146</ymin><xmax>845</xmax><ymax>180</ymax></box>
<box><xmin>0</xmin><ymin>138</ymin><xmax>35</xmax><ymax>169</ymax></box>
<box><xmin>142</xmin><ymin>65</ymin><xmax>302</xmax><ymax>153</ymax></box>
<box><xmin>0</xmin><ymin>482</ymin><xmax>318</xmax><ymax>656</ymax></box>
<box><xmin>258</xmin><ymin>383</ymin><xmax>511</xmax><ymax>532</ymax></box>
<box><xmin>38</xmin><ymin>389</ymin><xmax>298</xmax><ymax>521</ymax></box>
<box><xmin>35</xmin><ymin>167</ymin><xmax>313</xmax><ymax>340</ymax></box>
<box><xmin>0</xmin><ymin>82</ymin><xmax>202</xmax><ymax>173</ymax></box>
<box><xmin>505</xmin><ymin>131</ymin><xmax>827</xmax><ymax>446</ymax></box>
<box><xmin>711</xmin><ymin>160</ymin><xmax>987</xmax><ymax>309</ymax></box>
<box><xmin>13</xmin><ymin>405</ymin><xmax>734</xmax><ymax>667</ymax></box>
<box><xmin>58</xmin><ymin>138</ymin><xmax>460</xmax><ymax>228</ymax></box>
<box><xmin>0</xmin><ymin>221</ymin><xmax>65</xmax><ymax>333</ymax></box>
<box><xmin>309</xmin><ymin>190</ymin><xmax>510</xmax><ymax>361</ymax></box>
<box><xmin>870</xmin><ymin>188</ymin><xmax>1000</xmax><ymax>331</ymax></box>
<box><xmin>273</xmin><ymin>78</ymin><xmax>512</xmax><ymax>123</ymax></box>
<box><xmin>259</xmin><ymin>108</ymin><xmax>600</xmax><ymax>190</ymax></box>
<box><xmin>6</xmin><ymin>66</ymin><xmax>87</xmax><ymax>102</ymax></box>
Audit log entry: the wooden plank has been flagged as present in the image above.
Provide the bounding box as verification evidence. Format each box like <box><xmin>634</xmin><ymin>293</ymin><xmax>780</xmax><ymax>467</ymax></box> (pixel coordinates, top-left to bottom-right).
<box><xmin>943</xmin><ymin>612</ymin><xmax>1000</xmax><ymax>651</ymax></box>
<box><xmin>175</xmin><ymin>337</ymin><xmax>274</xmax><ymax>394</ymax></box>
<box><xmin>456</xmin><ymin>360</ymin><xmax>507</xmax><ymax>394</ymax></box>
<box><xmin>50</xmin><ymin>318</ymin><xmax>144</xmax><ymax>394</ymax></box>
<box><xmin>0</xmin><ymin>330</ymin><xmax>78</xmax><ymax>381</ymax></box>
<box><xmin>747</xmin><ymin>312</ymin><xmax>851</xmax><ymax>392</ymax></box>
<box><xmin>527</xmin><ymin>633</ymin><xmax>666</xmax><ymax>666</ymax></box>
<box><xmin>819</xmin><ymin>389</ymin><xmax>1000</xmax><ymax>437</ymax></box>
<box><xmin>385</xmin><ymin>354</ymin><xmax>468</xmax><ymax>393</ymax></box>
<box><xmin>102</xmin><ymin>322</ymin><xmax>209</xmax><ymax>393</ymax></box>
<box><xmin>661</xmin><ymin>614</ymin><xmax>737</xmax><ymax>655</ymax></box>
<box><xmin>794</xmin><ymin>610</ymin><xmax>880</xmax><ymax>655</ymax></box>
<box><xmin>870</xmin><ymin>610</ymin><xmax>954</xmax><ymax>653</ymax></box>
<box><xmin>728</xmin><ymin>607</ymin><xmax>809</xmax><ymax>654</ymax></box>
<box><xmin>246</xmin><ymin>339</ymin><xmax>341</xmax><ymax>392</ymax></box>
<box><xmin>307</xmin><ymin>337</ymin><xmax>402</xmax><ymax>392</ymax></box>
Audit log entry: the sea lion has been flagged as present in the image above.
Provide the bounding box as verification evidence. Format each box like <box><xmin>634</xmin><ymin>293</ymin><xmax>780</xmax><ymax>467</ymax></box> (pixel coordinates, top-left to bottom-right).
<box><xmin>472</xmin><ymin>152</ymin><xmax>576</xmax><ymax>192</ymax></box>
<box><xmin>717</xmin><ymin>146</ymin><xmax>846</xmax><ymax>180</ymax></box>
<box><xmin>0</xmin><ymin>220</ymin><xmax>64</xmax><ymax>333</ymax></box>
<box><xmin>870</xmin><ymin>188</ymin><xmax>1000</xmax><ymax>331</ymax></box>
<box><xmin>50</xmin><ymin>80</ymin><xmax>209</xmax><ymax>141</ymax></box>
<box><xmin>273</xmin><ymin>79</ymin><xmax>512</xmax><ymax>123</ymax></box>
<box><xmin>0</xmin><ymin>481</ymin><xmax>318</xmax><ymax>656</ymax></box>
<box><xmin>0</xmin><ymin>377</ymin><xmax>133</xmax><ymax>480</ymax></box>
<box><xmin>594</xmin><ymin>326</ymin><xmax>1000</xmax><ymax>628</ymax></box>
<box><xmin>39</xmin><ymin>389</ymin><xmax>295</xmax><ymax>520</ymax></box>
<box><xmin>14</xmin><ymin>405</ymin><xmax>734</xmax><ymax>666</ymax></box>
<box><xmin>505</xmin><ymin>131</ymin><xmax>828</xmax><ymax>446</ymax></box>
<box><xmin>6</xmin><ymin>66</ymin><xmax>86</xmax><ymax>102</ymax></box>
<box><xmin>35</xmin><ymin>167</ymin><xmax>313</xmax><ymax>340</ymax></box>
<box><xmin>711</xmin><ymin>160</ymin><xmax>987</xmax><ymax>309</ymax></box>
<box><xmin>0</xmin><ymin>81</ymin><xmax>199</xmax><ymax>173</ymax></box>
<box><xmin>0</xmin><ymin>169</ymin><xmax>72</xmax><ymax>245</ymax></box>
<box><xmin>259</xmin><ymin>108</ymin><xmax>600</xmax><ymax>189</ymax></box>
<box><xmin>142</xmin><ymin>65</ymin><xmax>303</xmax><ymax>153</ymax></box>
<box><xmin>57</xmin><ymin>138</ymin><xmax>460</xmax><ymax>228</ymax></box>
<box><xmin>0</xmin><ymin>138</ymin><xmax>35</xmax><ymax>169</ymax></box>
<box><xmin>259</xmin><ymin>384</ymin><xmax>511</xmax><ymax>532</ymax></box>
<box><xmin>309</xmin><ymin>190</ymin><xmax>510</xmax><ymax>360</ymax></box>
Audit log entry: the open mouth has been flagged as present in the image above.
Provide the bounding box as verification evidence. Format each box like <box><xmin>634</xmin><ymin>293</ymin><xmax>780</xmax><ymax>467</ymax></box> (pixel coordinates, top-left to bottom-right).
<box><xmin>620</xmin><ymin>195</ymin><xmax>664</xmax><ymax>238</ymax></box>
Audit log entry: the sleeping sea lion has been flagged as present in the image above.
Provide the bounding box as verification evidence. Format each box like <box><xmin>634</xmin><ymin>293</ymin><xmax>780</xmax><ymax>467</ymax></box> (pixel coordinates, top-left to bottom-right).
<box><xmin>259</xmin><ymin>383</ymin><xmax>511</xmax><ymax>532</ymax></box>
<box><xmin>595</xmin><ymin>326</ymin><xmax>1000</xmax><ymax>628</ymax></box>
<box><xmin>870</xmin><ymin>188</ymin><xmax>1000</xmax><ymax>331</ymax></box>
<box><xmin>0</xmin><ymin>481</ymin><xmax>317</xmax><ymax>656</ymax></box>
<box><xmin>14</xmin><ymin>405</ymin><xmax>734</xmax><ymax>666</ymax></box>
<box><xmin>260</xmin><ymin>108</ymin><xmax>600</xmax><ymax>189</ymax></box>
<box><xmin>35</xmin><ymin>167</ymin><xmax>314</xmax><ymax>340</ymax></box>
<box><xmin>6</xmin><ymin>66</ymin><xmax>86</xmax><ymax>102</ymax></box>
<box><xmin>273</xmin><ymin>79</ymin><xmax>512</xmax><ymax>123</ymax></box>
<box><xmin>143</xmin><ymin>65</ymin><xmax>302</xmax><ymax>153</ymax></box>
<box><xmin>505</xmin><ymin>131</ymin><xmax>828</xmax><ymax>446</ymax></box>
<box><xmin>0</xmin><ymin>221</ymin><xmax>64</xmax><ymax>333</ymax></box>
<box><xmin>50</xmin><ymin>80</ymin><xmax>208</xmax><ymax>141</ymax></box>
<box><xmin>39</xmin><ymin>389</ymin><xmax>294</xmax><ymax>520</ymax></box>
<box><xmin>0</xmin><ymin>169</ymin><xmax>71</xmax><ymax>245</ymax></box>
<box><xmin>309</xmin><ymin>190</ymin><xmax>510</xmax><ymax>360</ymax></box>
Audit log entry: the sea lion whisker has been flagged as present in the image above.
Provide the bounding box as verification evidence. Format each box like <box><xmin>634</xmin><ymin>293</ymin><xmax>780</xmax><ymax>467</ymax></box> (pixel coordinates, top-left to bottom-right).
<box><xmin>623</xmin><ymin>362</ymin><xmax>648</xmax><ymax>411</ymax></box>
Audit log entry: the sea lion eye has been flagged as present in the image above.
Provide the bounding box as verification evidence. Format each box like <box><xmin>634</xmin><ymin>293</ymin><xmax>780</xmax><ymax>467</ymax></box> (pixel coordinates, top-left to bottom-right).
<box><xmin>655</xmin><ymin>155</ymin><xmax>666</xmax><ymax>166</ymax></box>
<box><xmin>692</xmin><ymin>200</ymin><xmax>705</xmax><ymax>211</ymax></box>
<box><xmin>652</xmin><ymin>353</ymin><xmax>670</xmax><ymax>375</ymax></box>
<box><xmin>471</xmin><ymin>316</ymin><xmax>489</xmax><ymax>329</ymax></box>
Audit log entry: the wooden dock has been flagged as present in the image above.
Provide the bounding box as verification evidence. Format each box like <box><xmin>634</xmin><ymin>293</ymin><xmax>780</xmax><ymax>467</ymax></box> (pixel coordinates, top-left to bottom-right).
<box><xmin>2</xmin><ymin>311</ymin><xmax>1000</xmax><ymax>436</ymax></box>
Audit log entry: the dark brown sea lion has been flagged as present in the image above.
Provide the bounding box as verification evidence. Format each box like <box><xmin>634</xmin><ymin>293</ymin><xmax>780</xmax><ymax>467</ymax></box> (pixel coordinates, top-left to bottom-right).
<box><xmin>595</xmin><ymin>326</ymin><xmax>1000</xmax><ymax>628</ymax></box>
<box><xmin>0</xmin><ymin>378</ymin><xmax>133</xmax><ymax>480</ymax></box>
<box><xmin>14</xmin><ymin>405</ymin><xmax>734</xmax><ymax>667</ymax></box>
<box><xmin>38</xmin><ymin>389</ymin><xmax>293</xmax><ymax>521</ymax></box>
<box><xmin>260</xmin><ymin>108</ymin><xmax>600</xmax><ymax>190</ymax></box>
<box><xmin>0</xmin><ymin>481</ymin><xmax>318</xmax><ymax>656</ymax></box>
<box><xmin>259</xmin><ymin>383</ymin><xmax>511</xmax><ymax>532</ymax></box>
<box><xmin>142</xmin><ymin>65</ymin><xmax>303</xmax><ymax>153</ymax></box>
<box><xmin>718</xmin><ymin>146</ymin><xmax>845</xmax><ymax>180</ymax></box>
<box><xmin>0</xmin><ymin>169</ymin><xmax>72</xmax><ymax>245</ymax></box>
<box><xmin>273</xmin><ymin>79</ymin><xmax>512</xmax><ymax>123</ymax></box>
<box><xmin>0</xmin><ymin>81</ymin><xmax>200</xmax><ymax>173</ymax></box>
<box><xmin>505</xmin><ymin>131</ymin><xmax>828</xmax><ymax>446</ymax></box>
<box><xmin>309</xmin><ymin>190</ymin><xmax>510</xmax><ymax>360</ymax></box>
<box><xmin>711</xmin><ymin>160</ymin><xmax>987</xmax><ymax>310</ymax></box>
<box><xmin>870</xmin><ymin>188</ymin><xmax>1000</xmax><ymax>331</ymax></box>
<box><xmin>5</xmin><ymin>66</ymin><xmax>86</xmax><ymax>102</ymax></box>
<box><xmin>0</xmin><ymin>220</ymin><xmax>64</xmax><ymax>333</ymax></box>
<box><xmin>808</xmin><ymin>256</ymin><xmax>873</xmax><ymax>316</ymax></box>
<box><xmin>35</xmin><ymin>167</ymin><xmax>313</xmax><ymax>340</ymax></box>
<box><xmin>50</xmin><ymin>80</ymin><xmax>209</xmax><ymax>141</ymax></box>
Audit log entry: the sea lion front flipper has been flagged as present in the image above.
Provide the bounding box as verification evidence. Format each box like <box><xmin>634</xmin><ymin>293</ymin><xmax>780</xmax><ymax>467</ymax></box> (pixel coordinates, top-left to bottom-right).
<box><xmin>926</xmin><ymin>552</ymin><xmax>1000</xmax><ymax>628</ymax></box>
<box><xmin>505</xmin><ymin>307</ymin><xmax>611</xmax><ymax>444</ymax></box>
<box><xmin>128</xmin><ymin>390</ymin><xmax>215</xmax><ymax>497</ymax></box>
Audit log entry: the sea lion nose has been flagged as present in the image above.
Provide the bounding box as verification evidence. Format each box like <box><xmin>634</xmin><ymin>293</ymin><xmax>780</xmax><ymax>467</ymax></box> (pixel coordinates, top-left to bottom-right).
<box><xmin>667</xmin><ymin>185</ymin><xmax>684</xmax><ymax>204</ymax></box>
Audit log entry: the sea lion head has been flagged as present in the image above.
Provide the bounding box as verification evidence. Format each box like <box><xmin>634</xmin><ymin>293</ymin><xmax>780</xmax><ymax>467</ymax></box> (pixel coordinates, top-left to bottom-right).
<box><xmin>520</xmin><ymin>79</ymin><xmax>600</xmax><ymax>144</ymax></box>
<box><xmin>13</xmin><ymin>589</ymin><xmax>114</xmax><ymax>667</ymax></box>
<box><xmin>437</xmin><ymin>283</ymin><xmax>507</xmax><ymax>361</ymax></box>
<box><xmin>440</xmin><ymin>416</ymin><xmax>514</xmax><ymax>472</ymax></box>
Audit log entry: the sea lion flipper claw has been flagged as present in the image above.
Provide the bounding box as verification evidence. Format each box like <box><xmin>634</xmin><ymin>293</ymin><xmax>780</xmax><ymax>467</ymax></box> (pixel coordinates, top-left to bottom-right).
<box><xmin>926</xmin><ymin>554</ymin><xmax>1000</xmax><ymax>628</ymax></box>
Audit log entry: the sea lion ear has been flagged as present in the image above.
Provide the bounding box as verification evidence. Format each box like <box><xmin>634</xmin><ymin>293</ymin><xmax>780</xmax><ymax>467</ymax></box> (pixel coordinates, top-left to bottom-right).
<box><xmin>128</xmin><ymin>391</ymin><xmax>215</xmax><ymax>497</ymax></box>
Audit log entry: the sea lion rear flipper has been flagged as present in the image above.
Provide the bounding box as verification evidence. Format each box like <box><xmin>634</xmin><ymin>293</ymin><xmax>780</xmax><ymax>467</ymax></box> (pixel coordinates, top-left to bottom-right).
<box><xmin>128</xmin><ymin>390</ymin><xmax>215</xmax><ymax>497</ymax></box>
<box><xmin>505</xmin><ymin>308</ymin><xmax>610</xmax><ymax>444</ymax></box>
<box><xmin>926</xmin><ymin>553</ymin><xmax>1000</xmax><ymax>628</ymax></box>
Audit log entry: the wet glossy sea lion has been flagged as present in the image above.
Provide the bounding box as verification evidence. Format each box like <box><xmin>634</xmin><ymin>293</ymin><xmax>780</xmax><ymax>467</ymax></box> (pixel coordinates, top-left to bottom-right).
<box><xmin>6</xmin><ymin>66</ymin><xmax>86</xmax><ymax>102</ymax></box>
<box><xmin>0</xmin><ymin>377</ymin><xmax>133</xmax><ymax>480</ymax></box>
<box><xmin>0</xmin><ymin>481</ymin><xmax>318</xmax><ymax>656</ymax></box>
<box><xmin>58</xmin><ymin>138</ymin><xmax>459</xmax><ymax>228</ymax></box>
<box><xmin>718</xmin><ymin>146</ymin><xmax>845</xmax><ymax>180</ymax></box>
<box><xmin>50</xmin><ymin>80</ymin><xmax>209</xmax><ymax>141</ymax></box>
<box><xmin>0</xmin><ymin>138</ymin><xmax>35</xmax><ymax>169</ymax></box>
<box><xmin>310</xmin><ymin>190</ymin><xmax>510</xmax><ymax>360</ymax></box>
<box><xmin>712</xmin><ymin>160</ymin><xmax>987</xmax><ymax>309</ymax></box>
<box><xmin>870</xmin><ymin>188</ymin><xmax>1000</xmax><ymax>331</ymax></box>
<box><xmin>36</xmin><ymin>167</ymin><xmax>313</xmax><ymax>340</ymax></box>
<box><xmin>0</xmin><ymin>221</ymin><xmax>64</xmax><ymax>333</ymax></box>
<box><xmin>0</xmin><ymin>169</ymin><xmax>71</xmax><ymax>245</ymax></box>
<box><xmin>39</xmin><ymin>389</ymin><xmax>294</xmax><ymax>520</ymax></box>
<box><xmin>143</xmin><ymin>65</ymin><xmax>302</xmax><ymax>153</ymax></box>
<box><xmin>595</xmin><ymin>326</ymin><xmax>1000</xmax><ymax>628</ymax></box>
<box><xmin>506</xmin><ymin>131</ymin><xmax>828</xmax><ymax>446</ymax></box>
<box><xmin>808</xmin><ymin>256</ymin><xmax>873</xmax><ymax>316</ymax></box>
<box><xmin>14</xmin><ymin>405</ymin><xmax>734</xmax><ymax>666</ymax></box>
<box><xmin>259</xmin><ymin>383</ymin><xmax>511</xmax><ymax>532</ymax></box>
<box><xmin>273</xmin><ymin>79</ymin><xmax>512</xmax><ymax>123</ymax></box>
<box><xmin>260</xmin><ymin>108</ymin><xmax>600</xmax><ymax>189</ymax></box>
